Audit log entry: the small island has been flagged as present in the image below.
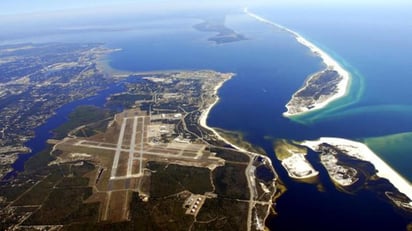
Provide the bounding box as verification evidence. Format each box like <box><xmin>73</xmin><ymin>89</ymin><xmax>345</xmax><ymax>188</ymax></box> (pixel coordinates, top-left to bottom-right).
<box><xmin>281</xmin><ymin>153</ymin><xmax>319</xmax><ymax>179</ymax></box>
<box><xmin>319</xmin><ymin>150</ymin><xmax>359</xmax><ymax>187</ymax></box>
<box><xmin>274</xmin><ymin>140</ymin><xmax>319</xmax><ymax>181</ymax></box>
<box><xmin>193</xmin><ymin>19</ymin><xmax>247</xmax><ymax>44</ymax></box>
<box><xmin>283</xmin><ymin>68</ymin><xmax>347</xmax><ymax>116</ymax></box>
<box><xmin>282</xmin><ymin>36</ymin><xmax>350</xmax><ymax>117</ymax></box>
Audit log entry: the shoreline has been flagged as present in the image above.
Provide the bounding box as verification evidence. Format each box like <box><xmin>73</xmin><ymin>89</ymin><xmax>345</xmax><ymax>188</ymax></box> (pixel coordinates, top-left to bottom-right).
<box><xmin>95</xmin><ymin>49</ymin><xmax>137</xmax><ymax>79</ymax></box>
<box><xmin>198</xmin><ymin>73</ymin><xmax>278</xmax><ymax>230</ymax></box>
<box><xmin>198</xmin><ymin>73</ymin><xmax>266</xmax><ymax>155</ymax></box>
<box><xmin>303</xmin><ymin>137</ymin><xmax>412</xmax><ymax>205</ymax></box>
<box><xmin>244</xmin><ymin>8</ymin><xmax>351</xmax><ymax>117</ymax></box>
<box><xmin>198</xmin><ymin>74</ymin><xmax>252</xmax><ymax>153</ymax></box>
<box><xmin>281</xmin><ymin>153</ymin><xmax>319</xmax><ymax>180</ymax></box>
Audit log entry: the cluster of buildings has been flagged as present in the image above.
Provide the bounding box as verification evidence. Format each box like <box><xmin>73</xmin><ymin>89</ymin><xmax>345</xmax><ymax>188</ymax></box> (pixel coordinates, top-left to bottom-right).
<box><xmin>281</xmin><ymin>153</ymin><xmax>319</xmax><ymax>179</ymax></box>
<box><xmin>184</xmin><ymin>194</ymin><xmax>206</xmax><ymax>216</ymax></box>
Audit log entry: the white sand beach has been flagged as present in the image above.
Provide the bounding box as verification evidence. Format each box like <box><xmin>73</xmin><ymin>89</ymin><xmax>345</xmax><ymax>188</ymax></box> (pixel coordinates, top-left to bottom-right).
<box><xmin>198</xmin><ymin>74</ymin><xmax>251</xmax><ymax>153</ymax></box>
<box><xmin>244</xmin><ymin>8</ymin><xmax>350</xmax><ymax>116</ymax></box>
<box><xmin>303</xmin><ymin>137</ymin><xmax>412</xmax><ymax>205</ymax></box>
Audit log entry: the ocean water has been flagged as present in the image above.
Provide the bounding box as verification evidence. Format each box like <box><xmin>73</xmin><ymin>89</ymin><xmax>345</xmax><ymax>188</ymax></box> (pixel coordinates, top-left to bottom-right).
<box><xmin>106</xmin><ymin>8</ymin><xmax>412</xmax><ymax>229</ymax></box>
<box><xmin>185</xmin><ymin>8</ymin><xmax>411</xmax><ymax>179</ymax></box>
<box><xmin>254</xmin><ymin>5</ymin><xmax>412</xmax><ymax>181</ymax></box>
<box><xmin>7</xmin><ymin>5</ymin><xmax>411</xmax><ymax>230</ymax></box>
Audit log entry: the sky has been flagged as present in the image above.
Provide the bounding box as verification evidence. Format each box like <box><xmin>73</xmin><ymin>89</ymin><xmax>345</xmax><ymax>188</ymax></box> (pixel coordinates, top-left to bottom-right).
<box><xmin>1</xmin><ymin>0</ymin><xmax>411</xmax><ymax>16</ymax></box>
<box><xmin>1</xmin><ymin>0</ymin><xmax>410</xmax><ymax>42</ymax></box>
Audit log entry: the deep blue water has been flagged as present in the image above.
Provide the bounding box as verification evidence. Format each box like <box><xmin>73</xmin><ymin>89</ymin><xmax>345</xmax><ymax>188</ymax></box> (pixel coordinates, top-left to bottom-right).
<box><xmin>6</xmin><ymin>5</ymin><xmax>411</xmax><ymax>230</ymax></box>
<box><xmin>107</xmin><ymin>9</ymin><xmax>412</xmax><ymax>230</ymax></box>
<box><xmin>254</xmin><ymin>5</ymin><xmax>412</xmax><ymax>181</ymax></box>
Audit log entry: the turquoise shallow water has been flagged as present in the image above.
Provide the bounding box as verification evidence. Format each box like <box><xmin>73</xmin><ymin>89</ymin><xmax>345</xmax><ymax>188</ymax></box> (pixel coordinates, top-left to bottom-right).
<box><xmin>14</xmin><ymin>6</ymin><xmax>410</xmax><ymax>229</ymax></box>
<box><xmin>107</xmin><ymin>10</ymin><xmax>411</xmax><ymax>228</ymax></box>
<box><xmin>253</xmin><ymin>5</ymin><xmax>412</xmax><ymax>181</ymax></box>
<box><xmin>103</xmin><ymin>5</ymin><xmax>412</xmax><ymax>184</ymax></box>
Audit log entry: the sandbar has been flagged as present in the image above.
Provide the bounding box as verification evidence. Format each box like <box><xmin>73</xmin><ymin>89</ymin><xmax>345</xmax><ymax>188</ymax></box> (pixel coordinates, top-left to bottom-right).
<box><xmin>244</xmin><ymin>8</ymin><xmax>350</xmax><ymax>117</ymax></box>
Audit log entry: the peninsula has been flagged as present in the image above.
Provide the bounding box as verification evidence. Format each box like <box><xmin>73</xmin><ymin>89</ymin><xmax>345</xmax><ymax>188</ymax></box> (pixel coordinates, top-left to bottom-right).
<box><xmin>244</xmin><ymin>8</ymin><xmax>350</xmax><ymax>117</ymax></box>
<box><xmin>0</xmin><ymin>66</ymin><xmax>278</xmax><ymax>230</ymax></box>
<box><xmin>303</xmin><ymin>137</ymin><xmax>412</xmax><ymax>209</ymax></box>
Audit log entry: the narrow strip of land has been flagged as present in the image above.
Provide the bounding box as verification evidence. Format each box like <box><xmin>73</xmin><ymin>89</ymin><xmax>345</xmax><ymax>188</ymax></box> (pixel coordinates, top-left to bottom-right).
<box><xmin>111</xmin><ymin>118</ymin><xmax>127</xmax><ymax>179</ymax></box>
<box><xmin>127</xmin><ymin>116</ymin><xmax>138</xmax><ymax>177</ymax></box>
<box><xmin>139</xmin><ymin>117</ymin><xmax>145</xmax><ymax>175</ymax></box>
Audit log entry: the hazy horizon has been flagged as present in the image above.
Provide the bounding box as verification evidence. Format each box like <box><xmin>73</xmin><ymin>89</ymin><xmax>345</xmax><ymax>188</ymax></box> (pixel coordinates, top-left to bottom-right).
<box><xmin>1</xmin><ymin>0</ymin><xmax>411</xmax><ymax>44</ymax></box>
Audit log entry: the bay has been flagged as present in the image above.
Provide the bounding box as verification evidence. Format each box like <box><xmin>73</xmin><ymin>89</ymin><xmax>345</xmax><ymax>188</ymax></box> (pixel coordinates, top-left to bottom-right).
<box><xmin>107</xmin><ymin>10</ymin><xmax>411</xmax><ymax>230</ymax></box>
<box><xmin>7</xmin><ymin>6</ymin><xmax>411</xmax><ymax>229</ymax></box>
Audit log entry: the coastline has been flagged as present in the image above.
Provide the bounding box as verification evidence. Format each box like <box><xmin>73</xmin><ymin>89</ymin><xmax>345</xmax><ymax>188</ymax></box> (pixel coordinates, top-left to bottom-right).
<box><xmin>198</xmin><ymin>74</ymin><xmax>252</xmax><ymax>153</ymax></box>
<box><xmin>244</xmin><ymin>8</ymin><xmax>351</xmax><ymax>117</ymax></box>
<box><xmin>274</xmin><ymin>140</ymin><xmax>319</xmax><ymax>181</ymax></box>
<box><xmin>95</xmin><ymin>50</ymin><xmax>135</xmax><ymax>79</ymax></box>
<box><xmin>303</xmin><ymin>137</ymin><xmax>412</xmax><ymax>205</ymax></box>
<box><xmin>281</xmin><ymin>153</ymin><xmax>319</xmax><ymax>180</ymax></box>
<box><xmin>199</xmin><ymin>73</ymin><xmax>267</xmax><ymax>154</ymax></box>
<box><xmin>198</xmin><ymin>73</ymin><xmax>278</xmax><ymax>230</ymax></box>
